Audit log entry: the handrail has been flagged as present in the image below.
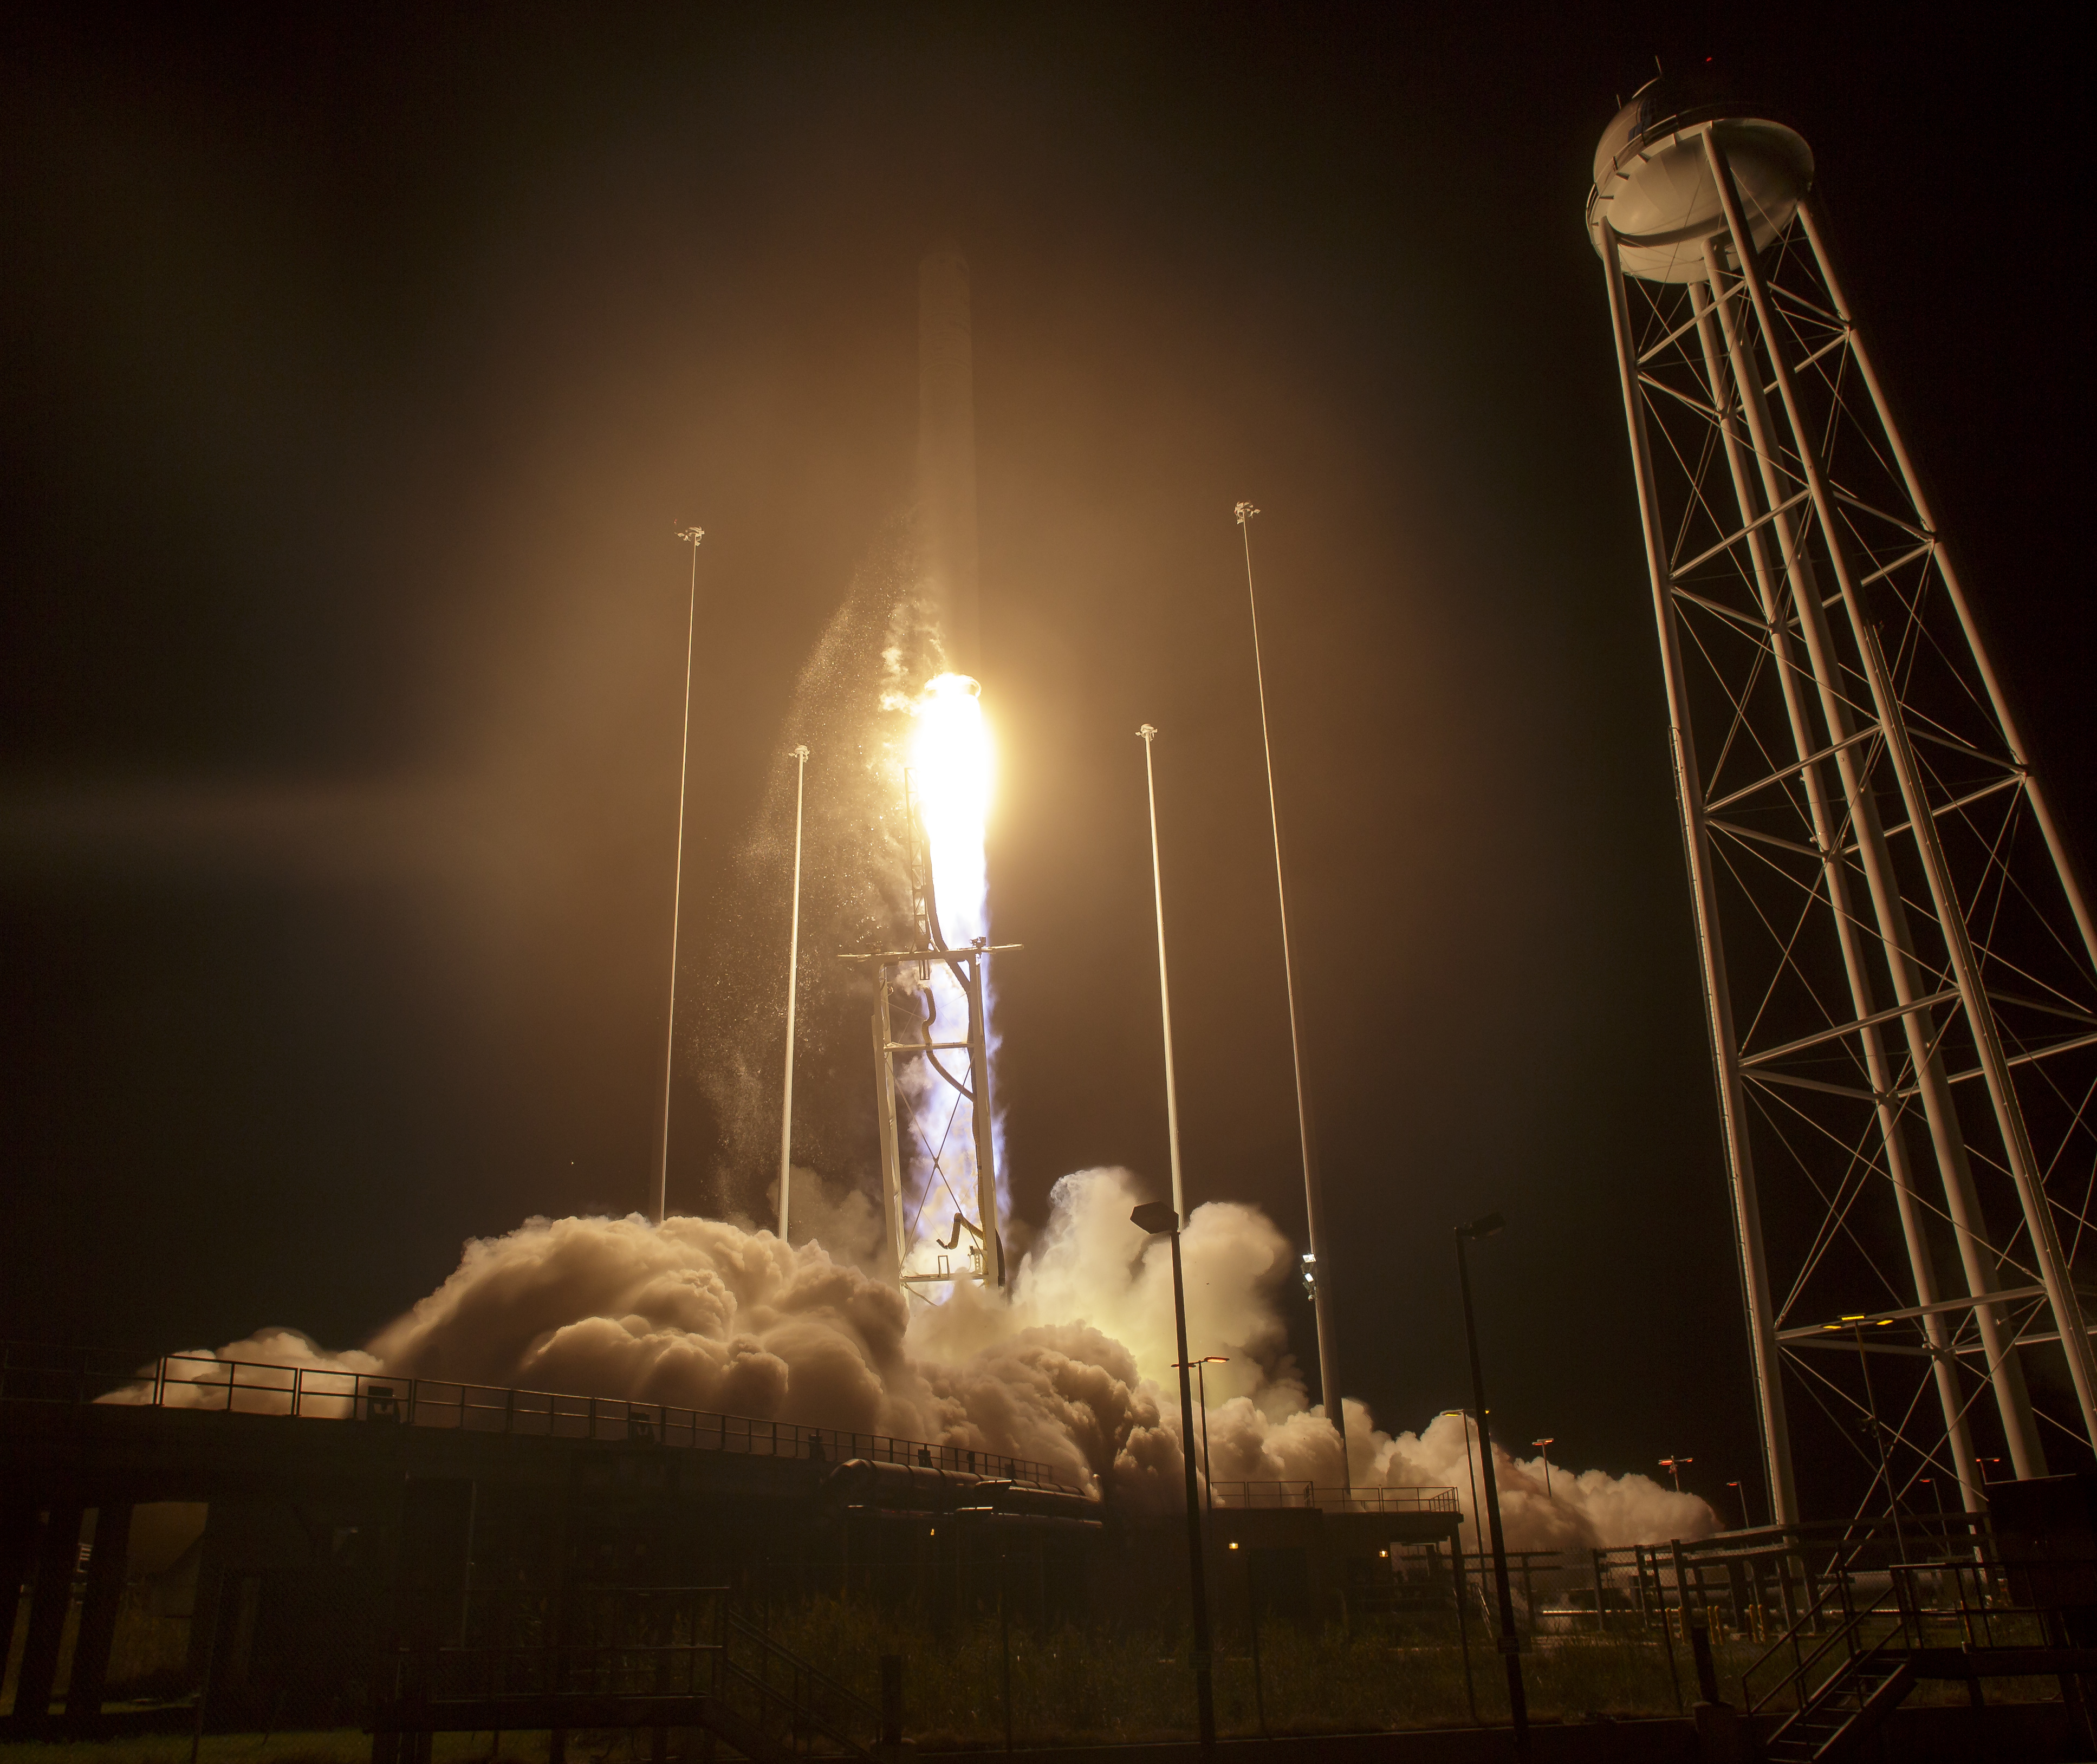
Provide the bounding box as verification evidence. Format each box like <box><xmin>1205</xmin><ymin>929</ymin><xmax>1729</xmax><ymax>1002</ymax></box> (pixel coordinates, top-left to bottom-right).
<box><xmin>1743</xmin><ymin>1533</ymin><xmax>1911</xmax><ymax>1717</ymax></box>
<box><xmin>1208</xmin><ymin>1480</ymin><xmax>1460</xmax><ymax>1512</ymax></box>
<box><xmin>723</xmin><ymin>1612</ymin><xmax>880</xmax><ymax>1760</ymax></box>
<box><xmin>0</xmin><ymin>1340</ymin><xmax>1082</xmax><ymax>1496</ymax></box>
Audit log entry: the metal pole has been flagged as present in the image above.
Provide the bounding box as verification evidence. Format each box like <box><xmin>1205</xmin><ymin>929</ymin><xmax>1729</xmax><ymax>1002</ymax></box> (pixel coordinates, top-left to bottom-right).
<box><xmin>1233</xmin><ymin>504</ymin><xmax>1345</xmax><ymax>1482</ymax></box>
<box><xmin>657</xmin><ymin>526</ymin><xmax>704</xmax><ymax>1223</ymax></box>
<box><xmin>1456</xmin><ymin>1231</ymin><xmax>1529</xmax><ymax>1759</ymax></box>
<box><xmin>1197</xmin><ymin>1360</ymin><xmax>1216</xmax><ymax>1525</ymax></box>
<box><xmin>1140</xmin><ymin>725</ymin><xmax>1185</xmax><ymax>1221</ymax></box>
<box><xmin>1248</xmin><ymin>1550</ymin><xmax>1268</xmax><ymax>1735</ymax></box>
<box><xmin>1600</xmin><ymin>224</ymin><xmax>1796</xmax><ymax>1525</ymax></box>
<box><xmin>1704</xmin><ymin>128</ymin><xmax>2097</xmax><ymax>1450</ymax></box>
<box><xmin>1000</xmin><ymin>1546</ymin><xmax>1013</xmax><ymax>1760</ymax></box>
<box><xmin>873</xmin><ymin>985</ymin><xmax>907</xmax><ymax>1281</ymax></box>
<box><xmin>777</xmin><ymin>744</ymin><xmax>810</xmax><ymax>1241</ymax></box>
<box><xmin>1167</xmin><ymin>1227</ymin><xmax>1217</xmax><ymax>1759</ymax></box>
<box><xmin>1448</xmin><ymin>1408</ymin><xmax>1484</xmax><ymax>1563</ymax></box>
<box><xmin>965</xmin><ymin>949</ymin><xmax>1004</xmax><ymax>1286</ymax></box>
<box><xmin>1451</xmin><ymin>1535</ymin><xmax>1478</xmax><ymax>1724</ymax></box>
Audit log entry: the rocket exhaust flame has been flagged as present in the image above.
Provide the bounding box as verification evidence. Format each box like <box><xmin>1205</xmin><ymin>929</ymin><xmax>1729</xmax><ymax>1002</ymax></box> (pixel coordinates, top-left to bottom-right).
<box><xmin>883</xmin><ymin>670</ymin><xmax>1008</xmax><ymax>1294</ymax></box>
<box><xmin>908</xmin><ymin>673</ymin><xmax>992</xmax><ymax>952</ymax></box>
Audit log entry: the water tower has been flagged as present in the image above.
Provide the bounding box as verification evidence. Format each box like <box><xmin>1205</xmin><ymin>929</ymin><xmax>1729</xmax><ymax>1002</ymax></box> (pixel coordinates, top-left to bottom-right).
<box><xmin>1590</xmin><ymin>82</ymin><xmax>2097</xmax><ymax>1523</ymax></box>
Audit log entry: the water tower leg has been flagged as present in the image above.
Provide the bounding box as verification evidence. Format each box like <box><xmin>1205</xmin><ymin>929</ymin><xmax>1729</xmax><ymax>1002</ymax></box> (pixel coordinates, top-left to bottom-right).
<box><xmin>1600</xmin><ymin>218</ymin><xmax>1798</xmax><ymax>1527</ymax></box>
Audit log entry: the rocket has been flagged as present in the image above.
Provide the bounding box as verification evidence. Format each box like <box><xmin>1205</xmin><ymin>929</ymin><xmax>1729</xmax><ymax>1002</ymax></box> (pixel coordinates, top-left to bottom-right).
<box><xmin>917</xmin><ymin>242</ymin><xmax>979</xmax><ymax>678</ymax></box>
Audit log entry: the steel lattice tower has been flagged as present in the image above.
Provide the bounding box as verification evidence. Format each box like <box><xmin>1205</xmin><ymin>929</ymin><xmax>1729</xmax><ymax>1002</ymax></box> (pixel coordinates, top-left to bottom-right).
<box><xmin>1590</xmin><ymin>83</ymin><xmax>2097</xmax><ymax>1524</ymax></box>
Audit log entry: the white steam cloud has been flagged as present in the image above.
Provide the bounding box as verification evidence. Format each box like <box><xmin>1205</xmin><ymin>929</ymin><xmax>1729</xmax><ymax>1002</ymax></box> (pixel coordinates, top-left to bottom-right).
<box><xmin>116</xmin><ymin>1169</ymin><xmax>1713</xmax><ymax>1547</ymax></box>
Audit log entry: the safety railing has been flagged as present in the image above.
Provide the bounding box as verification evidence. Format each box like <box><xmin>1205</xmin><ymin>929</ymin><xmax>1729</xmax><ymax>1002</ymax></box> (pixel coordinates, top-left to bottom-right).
<box><xmin>1741</xmin><ymin>1545</ymin><xmax>1889</xmax><ymax>1719</ymax></box>
<box><xmin>395</xmin><ymin>1585</ymin><xmax>726</xmax><ymax>1702</ymax></box>
<box><xmin>0</xmin><ymin>1340</ymin><xmax>1080</xmax><ymax>1494</ymax></box>
<box><xmin>1209</xmin><ymin>1480</ymin><xmax>1460</xmax><ymax>1513</ymax></box>
<box><xmin>722</xmin><ymin>1610</ymin><xmax>882</xmax><ymax>1759</ymax></box>
<box><xmin>382</xmin><ymin>1583</ymin><xmax>880</xmax><ymax>1759</ymax></box>
<box><xmin>1884</xmin><ymin>1558</ymin><xmax>2044</xmax><ymax>1654</ymax></box>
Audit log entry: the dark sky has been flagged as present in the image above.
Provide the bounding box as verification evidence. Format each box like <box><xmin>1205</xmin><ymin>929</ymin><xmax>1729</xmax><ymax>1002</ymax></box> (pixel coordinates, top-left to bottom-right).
<box><xmin>2</xmin><ymin>2</ymin><xmax>2088</xmax><ymax>1522</ymax></box>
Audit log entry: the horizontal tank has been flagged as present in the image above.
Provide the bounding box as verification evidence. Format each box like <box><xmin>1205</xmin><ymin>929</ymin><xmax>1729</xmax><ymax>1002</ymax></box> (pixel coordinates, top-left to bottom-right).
<box><xmin>1587</xmin><ymin>81</ymin><xmax>1813</xmax><ymax>283</ymax></box>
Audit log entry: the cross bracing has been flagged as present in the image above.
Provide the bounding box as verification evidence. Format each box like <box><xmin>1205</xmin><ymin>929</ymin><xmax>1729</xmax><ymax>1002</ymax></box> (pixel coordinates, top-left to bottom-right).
<box><xmin>1595</xmin><ymin>115</ymin><xmax>2097</xmax><ymax>1527</ymax></box>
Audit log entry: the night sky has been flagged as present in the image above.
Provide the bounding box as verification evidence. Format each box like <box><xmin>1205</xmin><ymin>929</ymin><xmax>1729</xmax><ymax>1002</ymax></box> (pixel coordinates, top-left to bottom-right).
<box><xmin>2</xmin><ymin>3</ymin><xmax>2088</xmax><ymax>1523</ymax></box>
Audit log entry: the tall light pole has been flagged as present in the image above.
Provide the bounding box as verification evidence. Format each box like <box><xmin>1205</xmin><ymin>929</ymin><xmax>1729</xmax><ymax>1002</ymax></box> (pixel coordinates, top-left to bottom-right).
<box><xmin>657</xmin><ymin>524</ymin><xmax>705</xmax><ymax>1225</ymax></box>
<box><xmin>1660</xmin><ymin>1456</ymin><xmax>1693</xmax><ymax>1494</ymax></box>
<box><xmin>1532</xmin><ymin>1438</ymin><xmax>1555</xmax><ymax>1500</ymax></box>
<box><xmin>1133</xmin><ymin>1201</ymin><xmax>1215</xmax><ymax>1761</ymax></box>
<box><xmin>1455</xmin><ymin>1212</ymin><xmax>1528</xmax><ymax>1760</ymax></box>
<box><xmin>1175</xmin><ymin>1355</ymin><xmax>1229</xmax><ymax>1521</ymax></box>
<box><xmin>776</xmin><ymin>744</ymin><xmax>810</xmax><ymax>1241</ymax></box>
<box><xmin>1138</xmin><ymin>726</ymin><xmax>1185</xmax><ymax>1219</ymax></box>
<box><xmin>1726</xmin><ymin>1480</ymin><xmax>1752</xmax><ymax>1532</ymax></box>
<box><xmin>1442</xmin><ymin>1407</ymin><xmax>1484</xmax><ymax>1727</ymax></box>
<box><xmin>1443</xmin><ymin>1409</ymin><xmax>1484</xmax><ymax>1553</ymax></box>
<box><xmin>1233</xmin><ymin>503</ymin><xmax>1344</xmax><ymax>1484</ymax></box>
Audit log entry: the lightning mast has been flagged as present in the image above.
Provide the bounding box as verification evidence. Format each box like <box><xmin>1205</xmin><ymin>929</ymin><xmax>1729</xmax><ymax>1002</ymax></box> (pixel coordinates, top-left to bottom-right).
<box><xmin>1235</xmin><ymin>502</ymin><xmax>1347</xmax><ymax>1480</ymax></box>
<box><xmin>777</xmin><ymin>744</ymin><xmax>810</xmax><ymax>1240</ymax></box>
<box><xmin>655</xmin><ymin>524</ymin><xmax>705</xmax><ymax>1225</ymax></box>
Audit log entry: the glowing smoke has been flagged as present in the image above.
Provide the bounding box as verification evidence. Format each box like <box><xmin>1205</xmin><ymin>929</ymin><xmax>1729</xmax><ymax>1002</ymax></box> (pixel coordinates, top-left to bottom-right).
<box><xmin>113</xmin><ymin>1168</ymin><xmax>1713</xmax><ymax>1545</ymax></box>
<box><xmin>692</xmin><ymin>522</ymin><xmax>1008</xmax><ymax>1285</ymax></box>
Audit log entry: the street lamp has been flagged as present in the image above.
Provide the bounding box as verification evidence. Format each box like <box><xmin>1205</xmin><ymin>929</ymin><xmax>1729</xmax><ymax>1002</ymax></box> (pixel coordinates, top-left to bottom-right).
<box><xmin>1440</xmin><ymin>1408</ymin><xmax>1482</xmax><ymax>1727</ymax></box>
<box><xmin>1531</xmin><ymin>1438</ymin><xmax>1555</xmax><ymax>1500</ymax></box>
<box><xmin>1173</xmin><ymin>1356</ymin><xmax>1230</xmax><ymax>1524</ymax></box>
<box><xmin>1725</xmin><ymin>1480</ymin><xmax>1751</xmax><ymax>1532</ymax></box>
<box><xmin>1134</xmin><ymin>1200</ymin><xmax>1215</xmax><ymax>1760</ymax></box>
<box><xmin>1443</xmin><ymin>1409</ymin><xmax>1484</xmax><ymax>1549</ymax></box>
<box><xmin>1660</xmin><ymin>1456</ymin><xmax>1693</xmax><ymax>1494</ymax></box>
<box><xmin>1455</xmin><ymin>1210</ymin><xmax>1528</xmax><ymax>1761</ymax></box>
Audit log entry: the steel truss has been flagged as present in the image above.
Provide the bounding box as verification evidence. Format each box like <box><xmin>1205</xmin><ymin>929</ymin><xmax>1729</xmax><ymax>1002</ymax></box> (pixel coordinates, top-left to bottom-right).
<box><xmin>844</xmin><ymin>783</ymin><xmax>1011</xmax><ymax>1295</ymax></box>
<box><xmin>1597</xmin><ymin>119</ymin><xmax>2097</xmax><ymax>1524</ymax></box>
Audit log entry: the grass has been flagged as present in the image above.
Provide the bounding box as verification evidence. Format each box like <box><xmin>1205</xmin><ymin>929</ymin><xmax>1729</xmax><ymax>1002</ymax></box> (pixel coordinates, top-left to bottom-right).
<box><xmin>0</xmin><ymin>1598</ymin><xmax>2060</xmax><ymax>1761</ymax></box>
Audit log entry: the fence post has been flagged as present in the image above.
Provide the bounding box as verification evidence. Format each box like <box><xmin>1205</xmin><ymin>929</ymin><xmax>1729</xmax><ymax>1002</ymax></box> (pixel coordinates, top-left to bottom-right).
<box><xmin>1591</xmin><ymin>1548</ymin><xmax>1608</xmax><ymax>1635</ymax></box>
<box><xmin>880</xmin><ymin>1654</ymin><xmax>903</xmax><ymax>1756</ymax></box>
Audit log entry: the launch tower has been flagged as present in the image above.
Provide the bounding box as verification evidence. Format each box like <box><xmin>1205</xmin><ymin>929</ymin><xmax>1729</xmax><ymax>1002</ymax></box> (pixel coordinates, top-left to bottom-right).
<box><xmin>849</xmin><ymin>786</ymin><xmax>1012</xmax><ymax>1292</ymax></box>
<box><xmin>1591</xmin><ymin>81</ymin><xmax>2097</xmax><ymax>1522</ymax></box>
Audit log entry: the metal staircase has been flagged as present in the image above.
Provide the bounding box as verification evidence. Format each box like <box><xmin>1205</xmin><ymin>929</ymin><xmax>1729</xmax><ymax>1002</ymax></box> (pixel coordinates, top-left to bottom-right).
<box><xmin>1741</xmin><ymin>1545</ymin><xmax>1917</xmax><ymax>1763</ymax></box>
<box><xmin>1758</xmin><ymin>1631</ymin><xmax>1915</xmax><ymax>1762</ymax></box>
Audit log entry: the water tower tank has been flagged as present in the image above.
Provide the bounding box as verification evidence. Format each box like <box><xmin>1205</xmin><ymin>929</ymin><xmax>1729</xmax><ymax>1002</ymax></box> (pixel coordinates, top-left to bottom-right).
<box><xmin>1587</xmin><ymin>83</ymin><xmax>1813</xmax><ymax>282</ymax></box>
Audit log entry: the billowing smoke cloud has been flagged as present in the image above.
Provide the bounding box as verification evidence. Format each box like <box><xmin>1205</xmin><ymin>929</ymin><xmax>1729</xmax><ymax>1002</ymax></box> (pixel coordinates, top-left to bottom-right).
<box><xmin>114</xmin><ymin>1168</ymin><xmax>1714</xmax><ymax>1546</ymax></box>
<box><xmin>692</xmin><ymin>518</ymin><xmax>943</xmax><ymax>1225</ymax></box>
